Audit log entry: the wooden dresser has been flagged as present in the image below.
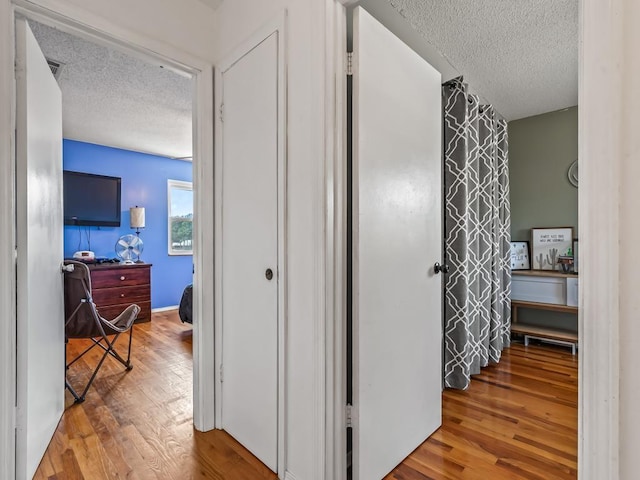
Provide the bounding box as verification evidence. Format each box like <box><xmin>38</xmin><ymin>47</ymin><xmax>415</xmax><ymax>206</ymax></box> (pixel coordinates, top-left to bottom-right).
<box><xmin>88</xmin><ymin>263</ymin><xmax>152</xmax><ymax>323</ymax></box>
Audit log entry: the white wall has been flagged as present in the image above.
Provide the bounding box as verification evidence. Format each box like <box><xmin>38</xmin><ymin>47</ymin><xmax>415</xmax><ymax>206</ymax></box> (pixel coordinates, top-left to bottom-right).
<box><xmin>213</xmin><ymin>2</ymin><xmax>329</xmax><ymax>478</ymax></box>
<box><xmin>25</xmin><ymin>0</ymin><xmax>219</xmax><ymax>62</ymax></box>
<box><xmin>618</xmin><ymin>0</ymin><xmax>640</xmax><ymax>477</ymax></box>
<box><xmin>580</xmin><ymin>0</ymin><xmax>639</xmax><ymax>478</ymax></box>
<box><xmin>0</xmin><ymin>3</ymin><xmax>16</xmax><ymax>478</ymax></box>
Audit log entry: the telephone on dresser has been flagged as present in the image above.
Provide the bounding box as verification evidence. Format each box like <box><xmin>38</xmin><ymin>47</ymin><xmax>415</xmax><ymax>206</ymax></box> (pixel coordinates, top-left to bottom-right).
<box><xmin>73</xmin><ymin>250</ymin><xmax>95</xmax><ymax>262</ymax></box>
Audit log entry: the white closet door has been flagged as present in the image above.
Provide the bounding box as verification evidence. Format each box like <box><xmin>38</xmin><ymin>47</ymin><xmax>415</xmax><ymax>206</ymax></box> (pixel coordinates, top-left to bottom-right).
<box><xmin>351</xmin><ymin>7</ymin><xmax>443</xmax><ymax>480</ymax></box>
<box><xmin>220</xmin><ymin>32</ymin><xmax>279</xmax><ymax>472</ymax></box>
<box><xmin>15</xmin><ymin>18</ymin><xmax>65</xmax><ymax>480</ymax></box>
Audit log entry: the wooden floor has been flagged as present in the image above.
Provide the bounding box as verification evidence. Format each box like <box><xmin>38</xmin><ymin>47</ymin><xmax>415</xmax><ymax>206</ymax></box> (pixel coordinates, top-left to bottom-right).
<box><xmin>385</xmin><ymin>342</ymin><xmax>578</xmax><ymax>480</ymax></box>
<box><xmin>34</xmin><ymin>310</ymin><xmax>278</xmax><ymax>480</ymax></box>
<box><xmin>35</xmin><ymin>311</ymin><xmax>577</xmax><ymax>480</ymax></box>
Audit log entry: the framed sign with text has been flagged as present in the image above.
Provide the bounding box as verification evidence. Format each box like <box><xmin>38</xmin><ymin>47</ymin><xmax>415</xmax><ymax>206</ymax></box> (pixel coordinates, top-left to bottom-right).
<box><xmin>531</xmin><ymin>227</ymin><xmax>574</xmax><ymax>271</ymax></box>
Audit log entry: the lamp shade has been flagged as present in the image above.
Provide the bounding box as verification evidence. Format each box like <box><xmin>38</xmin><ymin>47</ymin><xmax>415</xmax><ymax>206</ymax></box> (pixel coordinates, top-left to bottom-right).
<box><xmin>130</xmin><ymin>207</ymin><xmax>145</xmax><ymax>229</ymax></box>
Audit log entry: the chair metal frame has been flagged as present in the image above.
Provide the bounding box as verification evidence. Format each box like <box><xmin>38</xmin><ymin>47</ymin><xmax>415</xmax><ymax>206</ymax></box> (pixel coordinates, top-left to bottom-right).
<box><xmin>63</xmin><ymin>260</ymin><xmax>140</xmax><ymax>403</ymax></box>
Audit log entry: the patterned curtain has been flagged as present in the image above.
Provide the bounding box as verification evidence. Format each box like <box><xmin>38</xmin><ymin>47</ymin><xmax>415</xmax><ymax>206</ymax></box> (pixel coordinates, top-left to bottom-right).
<box><xmin>442</xmin><ymin>77</ymin><xmax>511</xmax><ymax>390</ymax></box>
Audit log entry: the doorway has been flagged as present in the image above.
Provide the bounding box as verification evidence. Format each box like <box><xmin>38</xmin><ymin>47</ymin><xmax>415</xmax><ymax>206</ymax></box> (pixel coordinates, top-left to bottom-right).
<box><xmin>335</xmin><ymin>2</ymin><xmax>579</xmax><ymax>479</ymax></box>
<box><xmin>0</xmin><ymin>3</ymin><xmax>215</xmax><ymax>478</ymax></box>
<box><xmin>346</xmin><ymin>6</ymin><xmax>444</xmax><ymax>480</ymax></box>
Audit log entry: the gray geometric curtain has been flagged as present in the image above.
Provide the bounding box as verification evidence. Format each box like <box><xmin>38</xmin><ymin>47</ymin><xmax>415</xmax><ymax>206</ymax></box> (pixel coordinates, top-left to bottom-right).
<box><xmin>442</xmin><ymin>77</ymin><xmax>511</xmax><ymax>390</ymax></box>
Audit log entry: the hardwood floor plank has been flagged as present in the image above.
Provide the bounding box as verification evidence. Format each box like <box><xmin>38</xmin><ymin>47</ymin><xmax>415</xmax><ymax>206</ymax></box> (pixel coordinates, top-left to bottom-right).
<box><xmin>35</xmin><ymin>310</ymin><xmax>278</xmax><ymax>480</ymax></box>
<box><xmin>36</xmin><ymin>312</ymin><xmax>576</xmax><ymax>480</ymax></box>
<box><xmin>388</xmin><ymin>343</ymin><xmax>578</xmax><ymax>480</ymax></box>
<box><xmin>60</xmin><ymin>447</ymin><xmax>85</xmax><ymax>480</ymax></box>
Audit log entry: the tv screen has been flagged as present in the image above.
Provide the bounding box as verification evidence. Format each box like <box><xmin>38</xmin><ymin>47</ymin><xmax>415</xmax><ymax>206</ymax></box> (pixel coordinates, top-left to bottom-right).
<box><xmin>63</xmin><ymin>171</ymin><xmax>121</xmax><ymax>227</ymax></box>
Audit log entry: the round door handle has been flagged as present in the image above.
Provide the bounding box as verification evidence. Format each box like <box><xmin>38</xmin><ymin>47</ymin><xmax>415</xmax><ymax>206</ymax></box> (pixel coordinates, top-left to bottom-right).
<box><xmin>434</xmin><ymin>262</ymin><xmax>449</xmax><ymax>274</ymax></box>
<box><xmin>265</xmin><ymin>268</ymin><xmax>274</xmax><ymax>281</ymax></box>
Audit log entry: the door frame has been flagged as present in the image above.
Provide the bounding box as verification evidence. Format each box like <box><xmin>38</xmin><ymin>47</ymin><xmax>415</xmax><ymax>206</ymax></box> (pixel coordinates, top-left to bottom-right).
<box><xmin>326</xmin><ymin>0</ymin><xmax>619</xmax><ymax>479</ymax></box>
<box><xmin>323</xmin><ymin>2</ymin><xmax>348</xmax><ymax>479</ymax></box>
<box><xmin>213</xmin><ymin>11</ymin><xmax>288</xmax><ymax>476</ymax></box>
<box><xmin>0</xmin><ymin>1</ymin><xmax>216</xmax><ymax>478</ymax></box>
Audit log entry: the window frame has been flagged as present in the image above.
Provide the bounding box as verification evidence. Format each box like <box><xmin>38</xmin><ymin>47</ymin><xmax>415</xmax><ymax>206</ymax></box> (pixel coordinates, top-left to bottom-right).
<box><xmin>167</xmin><ymin>179</ymin><xmax>194</xmax><ymax>256</ymax></box>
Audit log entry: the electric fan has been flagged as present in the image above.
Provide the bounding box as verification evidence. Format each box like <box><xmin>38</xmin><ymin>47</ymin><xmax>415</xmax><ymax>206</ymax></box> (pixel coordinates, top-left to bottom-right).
<box><xmin>115</xmin><ymin>234</ymin><xmax>144</xmax><ymax>264</ymax></box>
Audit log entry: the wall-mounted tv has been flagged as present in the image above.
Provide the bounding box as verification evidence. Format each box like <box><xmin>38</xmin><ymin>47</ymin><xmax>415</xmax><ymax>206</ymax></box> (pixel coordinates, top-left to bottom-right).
<box><xmin>63</xmin><ymin>170</ymin><xmax>121</xmax><ymax>227</ymax></box>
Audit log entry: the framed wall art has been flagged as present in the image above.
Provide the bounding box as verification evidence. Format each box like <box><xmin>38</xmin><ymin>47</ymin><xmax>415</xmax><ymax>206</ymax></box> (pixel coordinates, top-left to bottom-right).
<box><xmin>531</xmin><ymin>227</ymin><xmax>574</xmax><ymax>271</ymax></box>
<box><xmin>510</xmin><ymin>241</ymin><xmax>530</xmax><ymax>270</ymax></box>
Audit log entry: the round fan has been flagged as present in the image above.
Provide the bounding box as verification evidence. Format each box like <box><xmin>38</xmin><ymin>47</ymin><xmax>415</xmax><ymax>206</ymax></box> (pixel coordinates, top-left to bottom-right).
<box><xmin>115</xmin><ymin>234</ymin><xmax>144</xmax><ymax>264</ymax></box>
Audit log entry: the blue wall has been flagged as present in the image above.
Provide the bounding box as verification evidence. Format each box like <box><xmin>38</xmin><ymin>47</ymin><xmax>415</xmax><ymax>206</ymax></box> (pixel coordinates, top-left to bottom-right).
<box><xmin>63</xmin><ymin>139</ymin><xmax>193</xmax><ymax>309</ymax></box>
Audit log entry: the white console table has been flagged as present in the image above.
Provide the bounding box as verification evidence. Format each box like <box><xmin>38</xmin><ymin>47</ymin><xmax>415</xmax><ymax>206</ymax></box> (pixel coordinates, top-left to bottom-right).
<box><xmin>511</xmin><ymin>270</ymin><xmax>578</xmax><ymax>354</ymax></box>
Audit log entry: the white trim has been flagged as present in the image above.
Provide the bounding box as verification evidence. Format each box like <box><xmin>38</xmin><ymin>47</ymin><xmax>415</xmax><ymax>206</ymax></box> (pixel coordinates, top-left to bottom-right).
<box><xmin>0</xmin><ymin>2</ymin><xmax>217</xmax><ymax>476</ymax></box>
<box><xmin>311</xmin><ymin>2</ymin><xmax>327</xmax><ymax>479</ymax></box>
<box><xmin>214</xmin><ymin>10</ymin><xmax>288</xmax><ymax>477</ymax></box>
<box><xmin>14</xmin><ymin>0</ymin><xmax>203</xmax><ymax>75</ymax></box>
<box><xmin>151</xmin><ymin>305</ymin><xmax>179</xmax><ymax>313</ymax></box>
<box><xmin>214</xmin><ymin>62</ymin><xmax>223</xmax><ymax>430</ymax></box>
<box><xmin>0</xmin><ymin>2</ymin><xmax>16</xmax><ymax>479</ymax></box>
<box><xmin>284</xmin><ymin>472</ymin><xmax>299</xmax><ymax>480</ymax></box>
<box><xmin>192</xmin><ymin>64</ymin><xmax>216</xmax><ymax>432</ymax></box>
<box><xmin>167</xmin><ymin>179</ymin><xmax>194</xmax><ymax>256</ymax></box>
<box><xmin>216</xmin><ymin>14</ymin><xmax>286</xmax><ymax>73</ymax></box>
<box><xmin>276</xmin><ymin>12</ymin><xmax>289</xmax><ymax>478</ymax></box>
<box><xmin>579</xmin><ymin>0</ymin><xmax>620</xmax><ymax>478</ymax></box>
<box><xmin>324</xmin><ymin>2</ymin><xmax>347</xmax><ymax>480</ymax></box>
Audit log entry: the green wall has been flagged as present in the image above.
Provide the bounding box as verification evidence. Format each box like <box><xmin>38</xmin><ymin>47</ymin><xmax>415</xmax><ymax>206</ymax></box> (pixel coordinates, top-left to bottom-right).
<box><xmin>508</xmin><ymin>106</ymin><xmax>578</xmax><ymax>332</ymax></box>
<box><xmin>509</xmin><ymin>106</ymin><xmax>578</xmax><ymax>241</ymax></box>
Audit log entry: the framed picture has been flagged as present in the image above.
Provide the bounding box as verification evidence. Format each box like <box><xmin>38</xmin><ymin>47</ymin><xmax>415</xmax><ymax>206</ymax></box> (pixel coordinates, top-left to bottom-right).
<box><xmin>510</xmin><ymin>241</ymin><xmax>530</xmax><ymax>270</ymax></box>
<box><xmin>531</xmin><ymin>227</ymin><xmax>574</xmax><ymax>271</ymax></box>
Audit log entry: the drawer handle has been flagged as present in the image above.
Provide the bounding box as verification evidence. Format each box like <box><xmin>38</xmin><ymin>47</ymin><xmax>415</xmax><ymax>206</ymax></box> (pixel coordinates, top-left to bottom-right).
<box><xmin>120</xmin><ymin>276</ymin><xmax>126</xmax><ymax>281</ymax></box>
<box><xmin>120</xmin><ymin>293</ymin><xmax>125</xmax><ymax>298</ymax></box>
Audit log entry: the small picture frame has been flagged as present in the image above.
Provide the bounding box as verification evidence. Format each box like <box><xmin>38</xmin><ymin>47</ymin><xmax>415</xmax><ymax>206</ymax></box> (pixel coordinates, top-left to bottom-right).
<box><xmin>510</xmin><ymin>241</ymin><xmax>531</xmax><ymax>270</ymax></box>
<box><xmin>531</xmin><ymin>227</ymin><xmax>574</xmax><ymax>271</ymax></box>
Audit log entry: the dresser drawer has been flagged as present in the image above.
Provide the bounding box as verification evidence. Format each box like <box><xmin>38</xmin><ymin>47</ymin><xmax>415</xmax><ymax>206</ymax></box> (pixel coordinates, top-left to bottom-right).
<box><xmin>97</xmin><ymin>301</ymin><xmax>151</xmax><ymax>323</ymax></box>
<box><xmin>88</xmin><ymin>263</ymin><xmax>152</xmax><ymax>323</ymax></box>
<box><xmin>91</xmin><ymin>267</ymin><xmax>150</xmax><ymax>288</ymax></box>
<box><xmin>92</xmin><ymin>284</ymin><xmax>150</xmax><ymax>306</ymax></box>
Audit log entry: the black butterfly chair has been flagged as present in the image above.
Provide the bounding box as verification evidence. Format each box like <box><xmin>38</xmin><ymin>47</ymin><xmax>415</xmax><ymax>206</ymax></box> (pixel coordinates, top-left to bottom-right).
<box><xmin>63</xmin><ymin>260</ymin><xmax>140</xmax><ymax>403</ymax></box>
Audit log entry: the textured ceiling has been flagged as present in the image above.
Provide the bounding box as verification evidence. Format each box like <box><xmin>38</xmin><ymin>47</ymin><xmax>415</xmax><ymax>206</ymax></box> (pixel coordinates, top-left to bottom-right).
<box><xmin>363</xmin><ymin>0</ymin><xmax>578</xmax><ymax>120</ymax></box>
<box><xmin>29</xmin><ymin>21</ymin><xmax>193</xmax><ymax>159</ymax></box>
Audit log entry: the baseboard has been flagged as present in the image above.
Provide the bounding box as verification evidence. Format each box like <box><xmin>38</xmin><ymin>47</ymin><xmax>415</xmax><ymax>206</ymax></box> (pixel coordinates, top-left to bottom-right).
<box><xmin>151</xmin><ymin>305</ymin><xmax>179</xmax><ymax>313</ymax></box>
<box><xmin>284</xmin><ymin>472</ymin><xmax>298</xmax><ymax>480</ymax></box>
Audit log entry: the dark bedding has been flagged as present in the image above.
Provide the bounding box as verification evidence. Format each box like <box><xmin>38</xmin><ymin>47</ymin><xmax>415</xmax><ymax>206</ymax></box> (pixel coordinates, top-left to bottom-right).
<box><xmin>179</xmin><ymin>284</ymin><xmax>193</xmax><ymax>324</ymax></box>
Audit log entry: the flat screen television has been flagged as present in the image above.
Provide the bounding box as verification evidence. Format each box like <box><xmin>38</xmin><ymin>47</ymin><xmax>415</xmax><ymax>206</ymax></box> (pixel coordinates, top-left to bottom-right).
<box><xmin>63</xmin><ymin>170</ymin><xmax>121</xmax><ymax>227</ymax></box>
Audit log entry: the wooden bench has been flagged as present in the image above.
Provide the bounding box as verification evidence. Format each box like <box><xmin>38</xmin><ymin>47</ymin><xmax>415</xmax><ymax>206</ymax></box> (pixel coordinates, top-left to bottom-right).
<box><xmin>511</xmin><ymin>300</ymin><xmax>578</xmax><ymax>354</ymax></box>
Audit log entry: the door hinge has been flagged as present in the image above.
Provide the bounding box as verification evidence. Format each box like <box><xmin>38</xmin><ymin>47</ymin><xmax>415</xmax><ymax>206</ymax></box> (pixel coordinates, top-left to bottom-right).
<box><xmin>346</xmin><ymin>403</ymin><xmax>353</xmax><ymax>428</ymax></box>
<box><xmin>219</xmin><ymin>364</ymin><xmax>223</xmax><ymax>383</ymax></box>
<box><xmin>219</xmin><ymin>103</ymin><xmax>224</xmax><ymax>123</ymax></box>
<box><xmin>346</xmin><ymin>52</ymin><xmax>353</xmax><ymax>76</ymax></box>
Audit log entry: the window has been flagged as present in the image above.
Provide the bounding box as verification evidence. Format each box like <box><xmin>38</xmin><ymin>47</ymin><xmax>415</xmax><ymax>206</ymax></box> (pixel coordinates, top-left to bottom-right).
<box><xmin>168</xmin><ymin>179</ymin><xmax>193</xmax><ymax>255</ymax></box>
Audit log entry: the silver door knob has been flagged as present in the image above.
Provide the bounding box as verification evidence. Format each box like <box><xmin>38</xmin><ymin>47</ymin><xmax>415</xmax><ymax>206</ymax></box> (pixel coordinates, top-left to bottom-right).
<box><xmin>434</xmin><ymin>262</ymin><xmax>449</xmax><ymax>274</ymax></box>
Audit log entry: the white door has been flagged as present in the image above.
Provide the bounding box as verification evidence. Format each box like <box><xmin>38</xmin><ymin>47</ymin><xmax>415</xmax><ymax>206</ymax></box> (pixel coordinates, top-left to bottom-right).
<box><xmin>351</xmin><ymin>7</ymin><xmax>443</xmax><ymax>480</ymax></box>
<box><xmin>220</xmin><ymin>32</ymin><xmax>280</xmax><ymax>472</ymax></box>
<box><xmin>15</xmin><ymin>18</ymin><xmax>65</xmax><ymax>480</ymax></box>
